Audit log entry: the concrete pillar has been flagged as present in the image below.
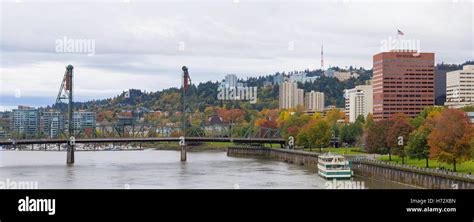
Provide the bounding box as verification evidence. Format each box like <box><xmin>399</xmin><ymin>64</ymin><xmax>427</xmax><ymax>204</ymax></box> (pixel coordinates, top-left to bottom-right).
<box><xmin>67</xmin><ymin>144</ymin><xmax>74</xmax><ymax>164</ymax></box>
<box><xmin>180</xmin><ymin>145</ymin><xmax>186</xmax><ymax>161</ymax></box>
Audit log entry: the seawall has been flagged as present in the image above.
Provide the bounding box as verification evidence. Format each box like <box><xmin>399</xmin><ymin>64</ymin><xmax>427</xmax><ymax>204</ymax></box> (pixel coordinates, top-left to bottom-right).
<box><xmin>227</xmin><ymin>146</ymin><xmax>474</xmax><ymax>189</ymax></box>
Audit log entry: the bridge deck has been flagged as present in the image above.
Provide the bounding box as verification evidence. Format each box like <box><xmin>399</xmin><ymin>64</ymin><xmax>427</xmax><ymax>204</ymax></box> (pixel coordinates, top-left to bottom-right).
<box><xmin>0</xmin><ymin>137</ymin><xmax>285</xmax><ymax>146</ymax></box>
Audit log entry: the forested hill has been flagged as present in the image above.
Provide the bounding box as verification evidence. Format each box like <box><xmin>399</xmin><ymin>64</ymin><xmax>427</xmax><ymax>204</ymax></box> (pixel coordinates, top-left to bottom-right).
<box><xmin>51</xmin><ymin>68</ymin><xmax>373</xmax><ymax>113</ymax></box>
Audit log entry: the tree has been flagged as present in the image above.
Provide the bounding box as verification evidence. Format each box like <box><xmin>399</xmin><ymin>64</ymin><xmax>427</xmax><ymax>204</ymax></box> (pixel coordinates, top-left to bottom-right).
<box><xmin>325</xmin><ymin>108</ymin><xmax>345</xmax><ymax>126</ymax></box>
<box><xmin>406</xmin><ymin>125</ymin><xmax>431</xmax><ymax>168</ymax></box>
<box><xmin>365</xmin><ymin>119</ymin><xmax>390</xmax><ymax>156</ymax></box>
<box><xmin>296</xmin><ymin>119</ymin><xmax>332</xmax><ymax>151</ymax></box>
<box><xmin>309</xmin><ymin>120</ymin><xmax>332</xmax><ymax>151</ymax></box>
<box><xmin>386</xmin><ymin>114</ymin><xmax>414</xmax><ymax>164</ymax></box>
<box><xmin>280</xmin><ymin>113</ymin><xmax>312</xmax><ymax>140</ymax></box>
<box><xmin>340</xmin><ymin>121</ymin><xmax>363</xmax><ymax>147</ymax></box>
<box><xmin>428</xmin><ymin>109</ymin><xmax>473</xmax><ymax>172</ymax></box>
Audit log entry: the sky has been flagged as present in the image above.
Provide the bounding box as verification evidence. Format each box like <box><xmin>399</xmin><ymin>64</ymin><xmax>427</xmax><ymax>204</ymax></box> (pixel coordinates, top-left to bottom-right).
<box><xmin>0</xmin><ymin>0</ymin><xmax>473</xmax><ymax>110</ymax></box>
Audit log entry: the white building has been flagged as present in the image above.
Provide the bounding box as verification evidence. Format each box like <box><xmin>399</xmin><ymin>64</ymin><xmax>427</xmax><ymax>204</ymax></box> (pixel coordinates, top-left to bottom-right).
<box><xmin>445</xmin><ymin>65</ymin><xmax>474</xmax><ymax>108</ymax></box>
<box><xmin>289</xmin><ymin>72</ymin><xmax>306</xmax><ymax>83</ymax></box>
<box><xmin>42</xmin><ymin>111</ymin><xmax>64</xmax><ymax>138</ymax></box>
<box><xmin>71</xmin><ymin>111</ymin><xmax>96</xmax><ymax>133</ymax></box>
<box><xmin>223</xmin><ymin>74</ymin><xmax>238</xmax><ymax>88</ymax></box>
<box><xmin>467</xmin><ymin>112</ymin><xmax>474</xmax><ymax>124</ymax></box>
<box><xmin>305</xmin><ymin>91</ymin><xmax>324</xmax><ymax>112</ymax></box>
<box><xmin>335</xmin><ymin>71</ymin><xmax>359</xmax><ymax>81</ymax></box>
<box><xmin>344</xmin><ymin>85</ymin><xmax>373</xmax><ymax>123</ymax></box>
<box><xmin>279</xmin><ymin>81</ymin><xmax>304</xmax><ymax>109</ymax></box>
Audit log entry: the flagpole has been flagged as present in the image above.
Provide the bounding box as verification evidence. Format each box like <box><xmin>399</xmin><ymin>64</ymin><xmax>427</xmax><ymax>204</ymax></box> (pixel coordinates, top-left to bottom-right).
<box><xmin>396</xmin><ymin>30</ymin><xmax>399</xmax><ymax>51</ymax></box>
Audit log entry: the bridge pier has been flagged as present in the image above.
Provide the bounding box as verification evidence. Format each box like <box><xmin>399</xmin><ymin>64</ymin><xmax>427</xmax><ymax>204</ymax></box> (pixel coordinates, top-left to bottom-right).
<box><xmin>180</xmin><ymin>145</ymin><xmax>187</xmax><ymax>161</ymax></box>
<box><xmin>67</xmin><ymin>144</ymin><xmax>74</xmax><ymax>164</ymax></box>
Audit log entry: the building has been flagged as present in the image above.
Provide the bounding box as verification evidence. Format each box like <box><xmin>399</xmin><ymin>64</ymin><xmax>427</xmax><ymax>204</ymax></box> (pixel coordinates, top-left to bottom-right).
<box><xmin>334</xmin><ymin>71</ymin><xmax>359</xmax><ymax>81</ymax></box>
<box><xmin>279</xmin><ymin>81</ymin><xmax>304</xmax><ymax>109</ymax></box>
<box><xmin>71</xmin><ymin>111</ymin><xmax>96</xmax><ymax>133</ymax></box>
<box><xmin>223</xmin><ymin>74</ymin><xmax>238</xmax><ymax>88</ymax></box>
<box><xmin>372</xmin><ymin>50</ymin><xmax>435</xmax><ymax>120</ymax></box>
<box><xmin>303</xmin><ymin>76</ymin><xmax>320</xmax><ymax>83</ymax></box>
<box><xmin>41</xmin><ymin>111</ymin><xmax>65</xmax><ymax>138</ymax></box>
<box><xmin>289</xmin><ymin>72</ymin><xmax>306</xmax><ymax>83</ymax></box>
<box><xmin>273</xmin><ymin>74</ymin><xmax>284</xmax><ymax>85</ymax></box>
<box><xmin>11</xmin><ymin>105</ymin><xmax>39</xmax><ymax>138</ymax></box>
<box><xmin>325</xmin><ymin>69</ymin><xmax>335</xmax><ymax>78</ymax></box>
<box><xmin>288</xmin><ymin>72</ymin><xmax>320</xmax><ymax>84</ymax></box>
<box><xmin>305</xmin><ymin>91</ymin><xmax>324</xmax><ymax>112</ymax></box>
<box><xmin>344</xmin><ymin>85</ymin><xmax>373</xmax><ymax>122</ymax></box>
<box><xmin>467</xmin><ymin>112</ymin><xmax>474</xmax><ymax>124</ymax></box>
<box><xmin>445</xmin><ymin>65</ymin><xmax>474</xmax><ymax>108</ymax></box>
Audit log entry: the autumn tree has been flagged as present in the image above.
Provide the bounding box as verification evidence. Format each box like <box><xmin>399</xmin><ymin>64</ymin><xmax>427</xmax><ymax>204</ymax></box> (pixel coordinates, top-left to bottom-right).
<box><xmin>296</xmin><ymin>119</ymin><xmax>332</xmax><ymax>151</ymax></box>
<box><xmin>365</xmin><ymin>119</ymin><xmax>390</xmax><ymax>156</ymax></box>
<box><xmin>386</xmin><ymin>114</ymin><xmax>414</xmax><ymax>164</ymax></box>
<box><xmin>428</xmin><ymin>109</ymin><xmax>473</xmax><ymax>172</ymax></box>
<box><xmin>280</xmin><ymin>113</ymin><xmax>312</xmax><ymax>141</ymax></box>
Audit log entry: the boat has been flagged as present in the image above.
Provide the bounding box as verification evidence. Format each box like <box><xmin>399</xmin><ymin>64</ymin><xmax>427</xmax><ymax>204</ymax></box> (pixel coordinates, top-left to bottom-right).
<box><xmin>317</xmin><ymin>153</ymin><xmax>353</xmax><ymax>179</ymax></box>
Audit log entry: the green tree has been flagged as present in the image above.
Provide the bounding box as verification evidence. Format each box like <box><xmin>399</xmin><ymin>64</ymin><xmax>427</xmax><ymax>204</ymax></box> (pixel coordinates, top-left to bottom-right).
<box><xmin>406</xmin><ymin>125</ymin><xmax>431</xmax><ymax>168</ymax></box>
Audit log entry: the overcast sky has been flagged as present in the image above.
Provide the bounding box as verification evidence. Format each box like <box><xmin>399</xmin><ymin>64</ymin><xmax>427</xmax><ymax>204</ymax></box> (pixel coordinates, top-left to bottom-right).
<box><xmin>0</xmin><ymin>0</ymin><xmax>473</xmax><ymax>109</ymax></box>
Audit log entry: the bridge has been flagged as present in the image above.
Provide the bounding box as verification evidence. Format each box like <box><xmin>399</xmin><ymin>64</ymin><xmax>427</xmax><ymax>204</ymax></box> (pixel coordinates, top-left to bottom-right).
<box><xmin>0</xmin><ymin>137</ymin><xmax>285</xmax><ymax>146</ymax></box>
<box><xmin>3</xmin><ymin>65</ymin><xmax>286</xmax><ymax>164</ymax></box>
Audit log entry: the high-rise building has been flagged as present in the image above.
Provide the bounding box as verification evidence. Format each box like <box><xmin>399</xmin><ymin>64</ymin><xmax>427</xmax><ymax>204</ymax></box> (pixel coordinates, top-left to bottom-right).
<box><xmin>71</xmin><ymin>111</ymin><xmax>96</xmax><ymax>133</ymax></box>
<box><xmin>297</xmin><ymin>89</ymin><xmax>304</xmax><ymax>107</ymax></box>
<box><xmin>372</xmin><ymin>50</ymin><xmax>435</xmax><ymax>120</ymax></box>
<box><xmin>279</xmin><ymin>81</ymin><xmax>304</xmax><ymax>109</ymax></box>
<box><xmin>41</xmin><ymin>111</ymin><xmax>65</xmax><ymax>138</ymax></box>
<box><xmin>445</xmin><ymin>65</ymin><xmax>474</xmax><ymax>108</ymax></box>
<box><xmin>11</xmin><ymin>105</ymin><xmax>39</xmax><ymax>138</ymax></box>
<box><xmin>223</xmin><ymin>74</ymin><xmax>238</xmax><ymax>88</ymax></box>
<box><xmin>305</xmin><ymin>91</ymin><xmax>324</xmax><ymax>112</ymax></box>
<box><xmin>344</xmin><ymin>85</ymin><xmax>373</xmax><ymax>122</ymax></box>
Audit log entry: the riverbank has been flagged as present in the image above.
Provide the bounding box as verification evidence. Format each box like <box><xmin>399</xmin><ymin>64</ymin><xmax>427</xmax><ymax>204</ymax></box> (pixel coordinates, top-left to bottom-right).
<box><xmin>227</xmin><ymin>146</ymin><xmax>474</xmax><ymax>189</ymax></box>
<box><xmin>376</xmin><ymin>155</ymin><xmax>474</xmax><ymax>174</ymax></box>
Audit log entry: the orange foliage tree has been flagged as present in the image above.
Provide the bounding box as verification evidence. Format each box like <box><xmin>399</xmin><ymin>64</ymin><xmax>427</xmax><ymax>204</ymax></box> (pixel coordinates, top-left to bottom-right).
<box><xmin>428</xmin><ymin>109</ymin><xmax>473</xmax><ymax>172</ymax></box>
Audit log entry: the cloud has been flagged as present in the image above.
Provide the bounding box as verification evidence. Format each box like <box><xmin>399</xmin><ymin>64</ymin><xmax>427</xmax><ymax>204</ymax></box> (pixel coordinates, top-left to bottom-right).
<box><xmin>0</xmin><ymin>0</ymin><xmax>472</xmax><ymax>107</ymax></box>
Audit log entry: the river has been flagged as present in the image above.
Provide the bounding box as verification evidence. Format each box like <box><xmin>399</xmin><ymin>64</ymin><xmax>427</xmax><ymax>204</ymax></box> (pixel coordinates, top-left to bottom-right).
<box><xmin>0</xmin><ymin>150</ymin><xmax>412</xmax><ymax>189</ymax></box>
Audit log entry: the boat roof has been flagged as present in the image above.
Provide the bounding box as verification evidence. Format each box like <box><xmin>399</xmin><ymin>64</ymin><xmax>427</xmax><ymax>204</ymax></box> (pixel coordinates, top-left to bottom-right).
<box><xmin>319</xmin><ymin>152</ymin><xmax>344</xmax><ymax>158</ymax></box>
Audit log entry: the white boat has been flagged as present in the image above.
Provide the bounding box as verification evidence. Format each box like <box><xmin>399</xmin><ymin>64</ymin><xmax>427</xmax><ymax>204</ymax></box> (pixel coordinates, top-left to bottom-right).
<box><xmin>317</xmin><ymin>153</ymin><xmax>353</xmax><ymax>179</ymax></box>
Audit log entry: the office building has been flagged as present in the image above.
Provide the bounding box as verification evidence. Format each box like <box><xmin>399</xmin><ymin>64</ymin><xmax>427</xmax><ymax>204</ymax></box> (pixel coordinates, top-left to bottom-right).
<box><xmin>344</xmin><ymin>85</ymin><xmax>373</xmax><ymax>122</ymax></box>
<box><xmin>445</xmin><ymin>65</ymin><xmax>474</xmax><ymax>108</ymax></box>
<box><xmin>372</xmin><ymin>50</ymin><xmax>435</xmax><ymax>120</ymax></box>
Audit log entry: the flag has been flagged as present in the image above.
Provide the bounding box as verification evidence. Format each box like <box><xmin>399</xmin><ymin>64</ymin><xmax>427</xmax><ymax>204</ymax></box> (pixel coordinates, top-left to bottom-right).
<box><xmin>397</xmin><ymin>29</ymin><xmax>404</xmax><ymax>35</ymax></box>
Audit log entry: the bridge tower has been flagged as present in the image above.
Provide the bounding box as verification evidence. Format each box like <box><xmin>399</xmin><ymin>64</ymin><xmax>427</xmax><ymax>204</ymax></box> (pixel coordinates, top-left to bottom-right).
<box><xmin>181</xmin><ymin>66</ymin><xmax>191</xmax><ymax>161</ymax></box>
<box><xmin>56</xmin><ymin>65</ymin><xmax>75</xmax><ymax>164</ymax></box>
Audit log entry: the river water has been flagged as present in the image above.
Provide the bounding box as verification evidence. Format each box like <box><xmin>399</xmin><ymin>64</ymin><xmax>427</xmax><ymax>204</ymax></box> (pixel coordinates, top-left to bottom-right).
<box><xmin>0</xmin><ymin>150</ymin><xmax>411</xmax><ymax>189</ymax></box>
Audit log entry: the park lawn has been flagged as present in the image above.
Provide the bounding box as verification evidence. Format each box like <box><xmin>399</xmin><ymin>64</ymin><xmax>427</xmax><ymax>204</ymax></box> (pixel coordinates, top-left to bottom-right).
<box><xmin>302</xmin><ymin>147</ymin><xmax>366</xmax><ymax>155</ymax></box>
<box><xmin>377</xmin><ymin>155</ymin><xmax>474</xmax><ymax>174</ymax></box>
